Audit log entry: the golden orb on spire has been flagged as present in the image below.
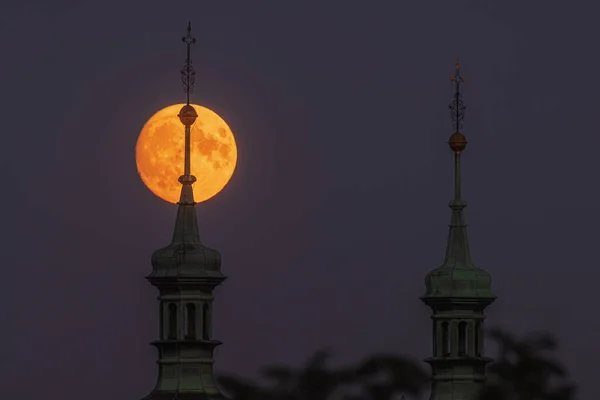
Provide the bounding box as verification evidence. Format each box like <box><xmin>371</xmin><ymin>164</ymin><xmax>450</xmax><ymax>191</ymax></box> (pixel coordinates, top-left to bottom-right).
<box><xmin>178</xmin><ymin>104</ymin><xmax>198</xmax><ymax>126</ymax></box>
<box><xmin>448</xmin><ymin>132</ymin><xmax>467</xmax><ymax>154</ymax></box>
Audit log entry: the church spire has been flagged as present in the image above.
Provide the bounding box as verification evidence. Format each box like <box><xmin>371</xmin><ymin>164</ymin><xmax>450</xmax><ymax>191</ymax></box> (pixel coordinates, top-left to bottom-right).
<box><xmin>421</xmin><ymin>62</ymin><xmax>495</xmax><ymax>400</ymax></box>
<box><xmin>443</xmin><ymin>60</ymin><xmax>474</xmax><ymax>270</ymax></box>
<box><xmin>173</xmin><ymin>22</ymin><xmax>200</xmax><ymax>243</ymax></box>
<box><xmin>423</xmin><ymin>60</ymin><xmax>494</xmax><ymax>298</ymax></box>
<box><xmin>142</xmin><ymin>23</ymin><xmax>227</xmax><ymax>400</ymax></box>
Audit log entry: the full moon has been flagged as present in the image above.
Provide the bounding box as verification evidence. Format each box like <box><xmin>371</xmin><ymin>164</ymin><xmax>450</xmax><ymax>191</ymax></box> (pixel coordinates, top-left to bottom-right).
<box><xmin>135</xmin><ymin>104</ymin><xmax>237</xmax><ymax>204</ymax></box>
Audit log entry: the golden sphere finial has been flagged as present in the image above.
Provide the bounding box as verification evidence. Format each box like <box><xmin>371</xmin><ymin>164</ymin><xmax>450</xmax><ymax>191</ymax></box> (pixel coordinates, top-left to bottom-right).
<box><xmin>178</xmin><ymin>104</ymin><xmax>198</xmax><ymax>126</ymax></box>
<box><xmin>448</xmin><ymin>132</ymin><xmax>467</xmax><ymax>154</ymax></box>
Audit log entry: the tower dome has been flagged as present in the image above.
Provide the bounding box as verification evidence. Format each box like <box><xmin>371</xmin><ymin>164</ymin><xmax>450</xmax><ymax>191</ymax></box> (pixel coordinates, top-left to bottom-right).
<box><xmin>424</xmin><ymin>260</ymin><xmax>493</xmax><ymax>299</ymax></box>
<box><xmin>149</xmin><ymin>220</ymin><xmax>223</xmax><ymax>280</ymax></box>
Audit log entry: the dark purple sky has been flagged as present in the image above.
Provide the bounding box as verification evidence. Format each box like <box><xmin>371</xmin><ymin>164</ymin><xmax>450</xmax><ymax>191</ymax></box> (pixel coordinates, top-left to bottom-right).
<box><xmin>0</xmin><ymin>1</ymin><xmax>597</xmax><ymax>399</ymax></box>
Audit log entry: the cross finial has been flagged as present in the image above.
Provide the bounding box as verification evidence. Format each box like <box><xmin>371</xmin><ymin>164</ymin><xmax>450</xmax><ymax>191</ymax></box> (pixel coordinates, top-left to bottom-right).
<box><xmin>181</xmin><ymin>21</ymin><xmax>197</xmax><ymax>105</ymax></box>
<box><xmin>449</xmin><ymin>59</ymin><xmax>466</xmax><ymax>132</ymax></box>
<box><xmin>450</xmin><ymin>60</ymin><xmax>464</xmax><ymax>94</ymax></box>
<box><xmin>182</xmin><ymin>21</ymin><xmax>195</xmax><ymax>46</ymax></box>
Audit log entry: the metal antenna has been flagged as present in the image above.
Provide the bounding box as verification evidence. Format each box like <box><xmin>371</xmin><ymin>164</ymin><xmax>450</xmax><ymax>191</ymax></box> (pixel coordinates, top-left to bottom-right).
<box><xmin>449</xmin><ymin>60</ymin><xmax>466</xmax><ymax>132</ymax></box>
<box><xmin>181</xmin><ymin>21</ymin><xmax>197</xmax><ymax>105</ymax></box>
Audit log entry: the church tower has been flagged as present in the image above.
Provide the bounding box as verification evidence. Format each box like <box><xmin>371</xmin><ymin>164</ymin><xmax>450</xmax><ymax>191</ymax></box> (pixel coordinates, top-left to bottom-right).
<box><xmin>421</xmin><ymin>62</ymin><xmax>496</xmax><ymax>400</ymax></box>
<box><xmin>141</xmin><ymin>23</ymin><xmax>228</xmax><ymax>400</ymax></box>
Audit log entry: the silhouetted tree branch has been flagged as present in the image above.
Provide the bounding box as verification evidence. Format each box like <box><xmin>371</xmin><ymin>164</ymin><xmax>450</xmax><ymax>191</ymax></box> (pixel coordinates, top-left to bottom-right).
<box><xmin>481</xmin><ymin>328</ymin><xmax>577</xmax><ymax>400</ymax></box>
<box><xmin>218</xmin><ymin>349</ymin><xmax>428</xmax><ymax>400</ymax></box>
<box><xmin>219</xmin><ymin>328</ymin><xmax>577</xmax><ymax>400</ymax></box>
<box><xmin>355</xmin><ymin>354</ymin><xmax>429</xmax><ymax>398</ymax></box>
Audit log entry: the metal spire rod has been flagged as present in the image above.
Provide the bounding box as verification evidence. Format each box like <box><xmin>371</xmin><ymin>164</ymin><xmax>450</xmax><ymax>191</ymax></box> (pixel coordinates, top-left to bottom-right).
<box><xmin>445</xmin><ymin>61</ymin><xmax>471</xmax><ymax>267</ymax></box>
<box><xmin>449</xmin><ymin>60</ymin><xmax>466</xmax><ymax>133</ymax></box>
<box><xmin>454</xmin><ymin>152</ymin><xmax>462</xmax><ymax>201</ymax></box>
<box><xmin>176</xmin><ymin>22</ymin><xmax>199</xmax><ymax>206</ymax></box>
<box><xmin>448</xmin><ymin>60</ymin><xmax>468</xmax><ymax>202</ymax></box>
<box><xmin>181</xmin><ymin>21</ymin><xmax>196</xmax><ymax>105</ymax></box>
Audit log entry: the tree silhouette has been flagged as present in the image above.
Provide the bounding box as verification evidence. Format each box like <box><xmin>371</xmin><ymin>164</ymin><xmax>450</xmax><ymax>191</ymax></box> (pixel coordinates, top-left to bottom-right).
<box><xmin>218</xmin><ymin>350</ymin><xmax>350</xmax><ymax>400</ymax></box>
<box><xmin>353</xmin><ymin>354</ymin><xmax>429</xmax><ymax>400</ymax></box>
<box><xmin>481</xmin><ymin>328</ymin><xmax>577</xmax><ymax>400</ymax></box>
<box><xmin>218</xmin><ymin>328</ymin><xmax>577</xmax><ymax>400</ymax></box>
<box><xmin>218</xmin><ymin>349</ymin><xmax>428</xmax><ymax>400</ymax></box>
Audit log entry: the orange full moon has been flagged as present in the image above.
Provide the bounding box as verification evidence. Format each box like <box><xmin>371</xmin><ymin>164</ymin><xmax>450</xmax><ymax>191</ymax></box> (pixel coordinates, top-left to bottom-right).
<box><xmin>135</xmin><ymin>104</ymin><xmax>237</xmax><ymax>204</ymax></box>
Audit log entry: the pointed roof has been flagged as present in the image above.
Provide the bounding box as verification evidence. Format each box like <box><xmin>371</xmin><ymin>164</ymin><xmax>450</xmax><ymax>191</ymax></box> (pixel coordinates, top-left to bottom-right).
<box><xmin>147</xmin><ymin>23</ymin><xmax>224</xmax><ymax>283</ymax></box>
<box><xmin>423</xmin><ymin>61</ymin><xmax>494</xmax><ymax>301</ymax></box>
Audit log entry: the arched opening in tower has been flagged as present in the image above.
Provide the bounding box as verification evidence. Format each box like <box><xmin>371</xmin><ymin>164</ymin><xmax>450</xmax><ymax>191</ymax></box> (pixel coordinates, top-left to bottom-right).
<box><xmin>458</xmin><ymin>321</ymin><xmax>467</xmax><ymax>355</ymax></box>
<box><xmin>475</xmin><ymin>321</ymin><xmax>482</xmax><ymax>356</ymax></box>
<box><xmin>185</xmin><ymin>303</ymin><xmax>197</xmax><ymax>339</ymax></box>
<box><xmin>202</xmin><ymin>303</ymin><xmax>210</xmax><ymax>340</ymax></box>
<box><xmin>168</xmin><ymin>303</ymin><xmax>178</xmax><ymax>340</ymax></box>
<box><xmin>441</xmin><ymin>321</ymin><xmax>450</xmax><ymax>356</ymax></box>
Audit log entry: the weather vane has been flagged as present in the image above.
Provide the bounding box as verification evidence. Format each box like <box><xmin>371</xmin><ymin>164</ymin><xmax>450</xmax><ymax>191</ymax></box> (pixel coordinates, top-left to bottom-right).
<box><xmin>449</xmin><ymin>60</ymin><xmax>466</xmax><ymax>132</ymax></box>
<box><xmin>181</xmin><ymin>21</ymin><xmax>197</xmax><ymax>105</ymax></box>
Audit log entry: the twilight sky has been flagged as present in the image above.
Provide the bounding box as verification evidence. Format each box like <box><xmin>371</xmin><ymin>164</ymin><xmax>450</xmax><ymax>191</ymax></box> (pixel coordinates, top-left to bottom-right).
<box><xmin>0</xmin><ymin>1</ymin><xmax>598</xmax><ymax>399</ymax></box>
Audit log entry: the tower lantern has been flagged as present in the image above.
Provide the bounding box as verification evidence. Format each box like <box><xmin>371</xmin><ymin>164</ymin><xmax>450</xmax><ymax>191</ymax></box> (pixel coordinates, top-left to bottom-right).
<box><xmin>140</xmin><ymin>22</ymin><xmax>229</xmax><ymax>400</ymax></box>
<box><xmin>421</xmin><ymin>61</ymin><xmax>496</xmax><ymax>400</ymax></box>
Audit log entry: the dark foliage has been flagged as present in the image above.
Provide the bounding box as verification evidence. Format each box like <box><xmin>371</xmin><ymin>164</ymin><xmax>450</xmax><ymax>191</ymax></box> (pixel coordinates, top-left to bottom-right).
<box><xmin>218</xmin><ymin>349</ymin><xmax>428</xmax><ymax>400</ymax></box>
<box><xmin>218</xmin><ymin>329</ymin><xmax>577</xmax><ymax>400</ymax></box>
<box><xmin>481</xmin><ymin>328</ymin><xmax>577</xmax><ymax>400</ymax></box>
